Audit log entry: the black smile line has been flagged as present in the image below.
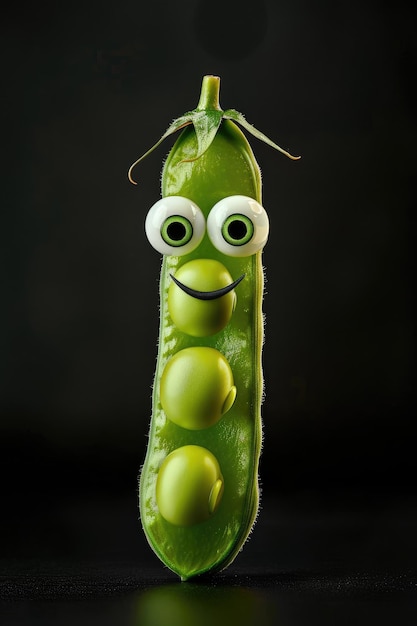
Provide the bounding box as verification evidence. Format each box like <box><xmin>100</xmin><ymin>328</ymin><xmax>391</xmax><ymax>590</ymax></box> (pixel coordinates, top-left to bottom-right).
<box><xmin>169</xmin><ymin>273</ymin><xmax>245</xmax><ymax>301</ymax></box>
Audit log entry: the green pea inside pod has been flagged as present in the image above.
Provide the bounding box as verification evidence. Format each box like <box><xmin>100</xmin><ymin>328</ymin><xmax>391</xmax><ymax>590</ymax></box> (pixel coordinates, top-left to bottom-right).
<box><xmin>156</xmin><ymin>445</ymin><xmax>224</xmax><ymax>526</ymax></box>
<box><xmin>160</xmin><ymin>346</ymin><xmax>236</xmax><ymax>430</ymax></box>
<box><xmin>168</xmin><ymin>259</ymin><xmax>239</xmax><ymax>337</ymax></box>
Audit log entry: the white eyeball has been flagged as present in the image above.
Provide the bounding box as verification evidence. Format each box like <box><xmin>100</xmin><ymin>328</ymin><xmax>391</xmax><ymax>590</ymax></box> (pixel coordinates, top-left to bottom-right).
<box><xmin>145</xmin><ymin>196</ymin><xmax>205</xmax><ymax>256</ymax></box>
<box><xmin>207</xmin><ymin>195</ymin><xmax>269</xmax><ymax>257</ymax></box>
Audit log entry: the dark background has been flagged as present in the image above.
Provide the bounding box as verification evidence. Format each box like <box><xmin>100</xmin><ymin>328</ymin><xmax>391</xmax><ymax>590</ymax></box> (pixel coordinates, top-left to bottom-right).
<box><xmin>1</xmin><ymin>0</ymin><xmax>416</xmax><ymax>579</ymax></box>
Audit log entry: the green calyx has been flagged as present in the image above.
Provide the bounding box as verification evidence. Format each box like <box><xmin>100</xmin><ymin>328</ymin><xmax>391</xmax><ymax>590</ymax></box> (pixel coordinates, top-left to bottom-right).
<box><xmin>128</xmin><ymin>75</ymin><xmax>300</xmax><ymax>185</ymax></box>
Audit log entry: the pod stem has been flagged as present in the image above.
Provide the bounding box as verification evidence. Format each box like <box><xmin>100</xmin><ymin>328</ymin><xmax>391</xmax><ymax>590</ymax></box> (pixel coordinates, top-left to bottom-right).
<box><xmin>128</xmin><ymin>75</ymin><xmax>300</xmax><ymax>184</ymax></box>
<box><xmin>196</xmin><ymin>75</ymin><xmax>222</xmax><ymax>112</ymax></box>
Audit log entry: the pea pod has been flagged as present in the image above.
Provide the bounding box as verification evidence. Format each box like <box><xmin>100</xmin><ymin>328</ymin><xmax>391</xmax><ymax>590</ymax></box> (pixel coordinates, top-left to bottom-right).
<box><xmin>130</xmin><ymin>75</ymin><xmax>299</xmax><ymax>581</ymax></box>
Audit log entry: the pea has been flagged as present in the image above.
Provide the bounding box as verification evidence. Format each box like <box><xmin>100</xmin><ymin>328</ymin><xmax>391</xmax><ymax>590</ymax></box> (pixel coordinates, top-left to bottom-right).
<box><xmin>156</xmin><ymin>445</ymin><xmax>224</xmax><ymax>526</ymax></box>
<box><xmin>168</xmin><ymin>259</ymin><xmax>237</xmax><ymax>337</ymax></box>
<box><xmin>160</xmin><ymin>346</ymin><xmax>236</xmax><ymax>430</ymax></box>
<box><xmin>130</xmin><ymin>75</ymin><xmax>299</xmax><ymax>580</ymax></box>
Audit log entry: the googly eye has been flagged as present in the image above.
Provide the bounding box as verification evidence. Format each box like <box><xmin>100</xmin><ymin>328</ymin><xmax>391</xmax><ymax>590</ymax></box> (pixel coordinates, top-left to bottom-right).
<box><xmin>207</xmin><ymin>195</ymin><xmax>269</xmax><ymax>257</ymax></box>
<box><xmin>145</xmin><ymin>196</ymin><xmax>205</xmax><ymax>256</ymax></box>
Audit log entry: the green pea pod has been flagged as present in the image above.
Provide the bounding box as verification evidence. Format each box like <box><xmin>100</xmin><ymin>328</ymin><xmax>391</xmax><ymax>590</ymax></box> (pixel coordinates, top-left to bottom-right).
<box><xmin>130</xmin><ymin>75</ymin><xmax>299</xmax><ymax>581</ymax></box>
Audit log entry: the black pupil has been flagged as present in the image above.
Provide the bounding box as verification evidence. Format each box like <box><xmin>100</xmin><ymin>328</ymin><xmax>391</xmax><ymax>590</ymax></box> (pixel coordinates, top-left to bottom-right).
<box><xmin>167</xmin><ymin>221</ymin><xmax>186</xmax><ymax>242</ymax></box>
<box><xmin>228</xmin><ymin>220</ymin><xmax>247</xmax><ymax>241</ymax></box>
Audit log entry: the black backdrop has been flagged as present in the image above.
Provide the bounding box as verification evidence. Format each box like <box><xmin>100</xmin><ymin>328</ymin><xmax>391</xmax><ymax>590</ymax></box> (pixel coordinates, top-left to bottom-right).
<box><xmin>1</xmin><ymin>0</ymin><xmax>416</xmax><ymax>559</ymax></box>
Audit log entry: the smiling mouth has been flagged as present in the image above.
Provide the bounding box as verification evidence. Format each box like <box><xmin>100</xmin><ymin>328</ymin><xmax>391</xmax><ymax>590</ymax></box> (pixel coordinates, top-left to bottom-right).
<box><xmin>170</xmin><ymin>273</ymin><xmax>245</xmax><ymax>301</ymax></box>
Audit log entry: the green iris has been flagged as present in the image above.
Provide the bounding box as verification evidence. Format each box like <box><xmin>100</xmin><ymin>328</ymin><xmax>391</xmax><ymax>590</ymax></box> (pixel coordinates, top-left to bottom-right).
<box><xmin>161</xmin><ymin>215</ymin><xmax>193</xmax><ymax>247</ymax></box>
<box><xmin>222</xmin><ymin>214</ymin><xmax>254</xmax><ymax>246</ymax></box>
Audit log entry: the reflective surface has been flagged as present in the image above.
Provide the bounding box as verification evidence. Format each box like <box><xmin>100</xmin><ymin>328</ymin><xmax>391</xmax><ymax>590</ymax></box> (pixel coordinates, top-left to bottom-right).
<box><xmin>1</xmin><ymin>494</ymin><xmax>417</xmax><ymax>625</ymax></box>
